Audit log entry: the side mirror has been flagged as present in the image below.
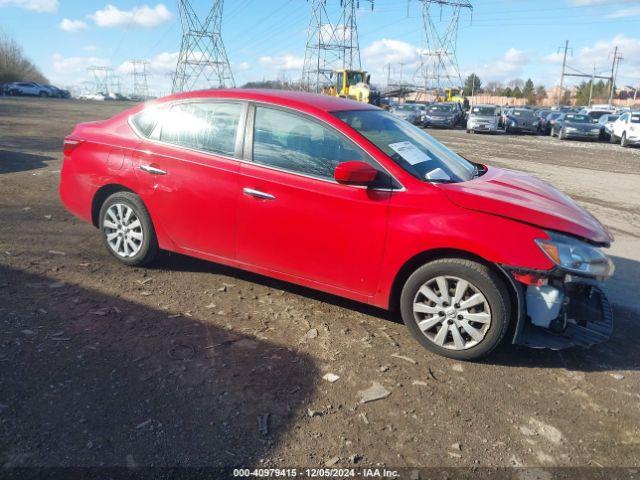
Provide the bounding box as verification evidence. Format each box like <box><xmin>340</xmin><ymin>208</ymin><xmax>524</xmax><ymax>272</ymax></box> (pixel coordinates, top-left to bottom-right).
<box><xmin>334</xmin><ymin>161</ymin><xmax>378</xmax><ymax>186</ymax></box>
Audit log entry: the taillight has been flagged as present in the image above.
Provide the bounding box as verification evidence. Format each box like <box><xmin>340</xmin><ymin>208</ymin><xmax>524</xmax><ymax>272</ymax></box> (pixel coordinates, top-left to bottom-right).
<box><xmin>63</xmin><ymin>138</ymin><xmax>84</xmax><ymax>156</ymax></box>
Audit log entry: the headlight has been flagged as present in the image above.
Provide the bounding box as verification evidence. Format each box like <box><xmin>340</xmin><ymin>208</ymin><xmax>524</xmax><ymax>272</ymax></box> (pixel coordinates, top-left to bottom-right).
<box><xmin>535</xmin><ymin>232</ymin><xmax>614</xmax><ymax>279</ymax></box>
<box><xmin>565</xmin><ymin>127</ymin><xmax>576</xmax><ymax>132</ymax></box>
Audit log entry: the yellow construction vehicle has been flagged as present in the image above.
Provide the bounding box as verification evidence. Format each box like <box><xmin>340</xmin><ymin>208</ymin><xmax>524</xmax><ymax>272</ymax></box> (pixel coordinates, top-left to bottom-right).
<box><xmin>444</xmin><ymin>87</ymin><xmax>466</xmax><ymax>103</ymax></box>
<box><xmin>323</xmin><ymin>69</ymin><xmax>373</xmax><ymax>103</ymax></box>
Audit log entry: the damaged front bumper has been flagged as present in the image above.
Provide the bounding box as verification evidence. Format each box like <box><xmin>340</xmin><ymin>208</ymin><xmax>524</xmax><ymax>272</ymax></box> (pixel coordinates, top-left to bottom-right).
<box><xmin>501</xmin><ymin>267</ymin><xmax>613</xmax><ymax>350</ymax></box>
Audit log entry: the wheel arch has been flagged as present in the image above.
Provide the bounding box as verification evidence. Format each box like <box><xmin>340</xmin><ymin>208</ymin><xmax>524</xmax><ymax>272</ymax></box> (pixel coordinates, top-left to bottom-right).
<box><xmin>91</xmin><ymin>184</ymin><xmax>136</xmax><ymax>227</ymax></box>
<box><xmin>387</xmin><ymin>248</ymin><xmax>522</xmax><ymax>340</ymax></box>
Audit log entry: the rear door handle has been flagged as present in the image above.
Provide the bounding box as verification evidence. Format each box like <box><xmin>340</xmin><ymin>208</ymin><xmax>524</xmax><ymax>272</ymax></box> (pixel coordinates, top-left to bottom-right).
<box><xmin>139</xmin><ymin>164</ymin><xmax>167</xmax><ymax>175</ymax></box>
<box><xmin>243</xmin><ymin>187</ymin><xmax>275</xmax><ymax>200</ymax></box>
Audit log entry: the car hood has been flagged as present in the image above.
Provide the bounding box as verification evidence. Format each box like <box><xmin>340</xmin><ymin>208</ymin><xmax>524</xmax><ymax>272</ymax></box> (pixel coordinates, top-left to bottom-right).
<box><xmin>426</xmin><ymin>111</ymin><xmax>453</xmax><ymax>117</ymax></box>
<box><xmin>440</xmin><ymin>166</ymin><xmax>612</xmax><ymax>245</ymax></box>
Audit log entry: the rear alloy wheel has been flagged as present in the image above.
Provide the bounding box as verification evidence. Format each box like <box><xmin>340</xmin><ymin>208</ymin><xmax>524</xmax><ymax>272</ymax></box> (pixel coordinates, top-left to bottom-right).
<box><xmin>621</xmin><ymin>132</ymin><xmax>629</xmax><ymax>148</ymax></box>
<box><xmin>99</xmin><ymin>192</ymin><xmax>158</xmax><ymax>266</ymax></box>
<box><xmin>400</xmin><ymin>258</ymin><xmax>511</xmax><ymax>360</ymax></box>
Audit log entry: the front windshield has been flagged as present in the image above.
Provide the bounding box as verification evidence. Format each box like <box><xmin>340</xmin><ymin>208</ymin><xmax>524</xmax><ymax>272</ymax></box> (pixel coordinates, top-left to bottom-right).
<box><xmin>471</xmin><ymin>106</ymin><xmax>496</xmax><ymax>116</ymax></box>
<box><xmin>334</xmin><ymin>110</ymin><xmax>475</xmax><ymax>183</ymax></box>
<box><xmin>428</xmin><ymin>104</ymin><xmax>454</xmax><ymax>113</ymax></box>
<box><xmin>565</xmin><ymin>114</ymin><xmax>590</xmax><ymax>123</ymax></box>
<box><xmin>348</xmin><ymin>72</ymin><xmax>364</xmax><ymax>85</ymax></box>
<box><xmin>547</xmin><ymin>112</ymin><xmax>561</xmax><ymax>120</ymax></box>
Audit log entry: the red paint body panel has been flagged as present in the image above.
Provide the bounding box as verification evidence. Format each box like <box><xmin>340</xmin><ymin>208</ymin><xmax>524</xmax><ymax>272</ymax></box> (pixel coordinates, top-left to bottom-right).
<box><xmin>440</xmin><ymin>167</ymin><xmax>612</xmax><ymax>245</ymax></box>
<box><xmin>59</xmin><ymin>89</ymin><xmax>611</xmax><ymax>311</ymax></box>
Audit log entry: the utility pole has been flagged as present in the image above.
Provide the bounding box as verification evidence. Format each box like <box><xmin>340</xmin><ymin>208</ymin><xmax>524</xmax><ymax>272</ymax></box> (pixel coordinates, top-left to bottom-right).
<box><xmin>302</xmin><ymin>0</ymin><xmax>374</xmax><ymax>93</ymax></box>
<box><xmin>588</xmin><ymin>64</ymin><xmax>595</xmax><ymax>107</ymax></box>
<box><xmin>557</xmin><ymin>40</ymin><xmax>569</xmax><ymax>107</ymax></box>
<box><xmin>172</xmin><ymin>0</ymin><xmax>235</xmax><ymax>93</ymax></box>
<box><xmin>608</xmin><ymin>47</ymin><xmax>622</xmax><ymax>107</ymax></box>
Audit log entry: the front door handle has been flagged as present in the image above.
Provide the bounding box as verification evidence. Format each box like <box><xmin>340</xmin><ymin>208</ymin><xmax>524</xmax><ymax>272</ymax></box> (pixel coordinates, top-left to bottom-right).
<box><xmin>139</xmin><ymin>164</ymin><xmax>167</xmax><ymax>175</ymax></box>
<box><xmin>243</xmin><ymin>187</ymin><xmax>275</xmax><ymax>200</ymax></box>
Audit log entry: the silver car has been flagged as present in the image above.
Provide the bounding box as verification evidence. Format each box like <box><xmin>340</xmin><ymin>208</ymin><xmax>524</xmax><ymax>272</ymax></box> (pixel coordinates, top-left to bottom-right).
<box><xmin>390</xmin><ymin>104</ymin><xmax>423</xmax><ymax>125</ymax></box>
<box><xmin>466</xmin><ymin>104</ymin><xmax>500</xmax><ymax>134</ymax></box>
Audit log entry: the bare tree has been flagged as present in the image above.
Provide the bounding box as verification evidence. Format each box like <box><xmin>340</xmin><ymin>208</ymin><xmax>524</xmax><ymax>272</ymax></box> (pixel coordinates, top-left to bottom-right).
<box><xmin>0</xmin><ymin>33</ymin><xmax>48</xmax><ymax>84</ymax></box>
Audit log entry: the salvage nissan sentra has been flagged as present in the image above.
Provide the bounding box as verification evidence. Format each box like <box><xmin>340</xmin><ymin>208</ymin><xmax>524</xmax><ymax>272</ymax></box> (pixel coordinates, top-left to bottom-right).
<box><xmin>60</xmin><ymin>90</ymin><xmax>614</xmax><ymax>360</ymax></box>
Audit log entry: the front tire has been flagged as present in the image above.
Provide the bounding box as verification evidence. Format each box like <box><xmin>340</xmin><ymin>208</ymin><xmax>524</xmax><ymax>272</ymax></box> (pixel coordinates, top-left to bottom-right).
<box><xmin>400</xmin><ymin>258</ymin><xmax>511</xmax><ymax>361</ymax></box>
<box><xmin>558</xmin><ymin>128</ymin><xmax>566</xmax><ymax>140</ymax></box>
<box><xmin>98</xmin><ymin>192</ymin><xmax>158</xmax><ymax>266</ymax></box>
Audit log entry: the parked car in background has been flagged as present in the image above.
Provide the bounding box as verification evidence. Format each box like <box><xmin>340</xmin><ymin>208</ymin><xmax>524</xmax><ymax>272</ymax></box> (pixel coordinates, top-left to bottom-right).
<box><xmin>541</xmin><ymin>112</ymin><xmax>563</xmax><ymax>135</ymax></box>
<box><xmin>597</xmin><ymin>114</ymin><xmax>619</xmax><ymax>141</ymax></box>
<box><xmin>535</xmin><ymin>109</ymin><xmax>552</xmax><ymax>131</ymax></box>
<box><xmin>6</xmin><ymin>82</ymin><xmax>51</xmax><ymax>97</ymax></box>
<box><xmin>59</xmin><ymin>89</ymin><xmax>615</xmax><ymax>360</ymax></box>
<box><xmin>610</xmin><ymin>111</ymin><xmax>640</xmax><ymax>147</ymax></box>
<box><xmin>551</xmin><ymin>113</ymin><xmax>601</xmax><ymax>141</ymax></box>
<box><xmin>466</xmin><ymin>104</ymin><xmax>500</xmax><ymax>134</ymax></box>
<box><xmin>505</xmin><ymin>108</ymin><xmax>539</xmax><ymax>134</ymax></box>
<box><xmin>43</xmin><ymin>85</ymin><xmax>71</xmax><ymax>99</ymax></box>
<box><xmin>580</xmin><ymin>107</ymin><xmax>615</xmax><ymax>124</ymax></box>
<box><xmin>390</xmin><ymin>104</ymin><xmax>423</xmax><ymax>125</ymax></box>
<box><xmin>78</xmin><ymin>92</ymin><xmax>107</xmax><ymax>101</ymax></box>
<box><xmin>423</xmin><ymin>103</ymin><xmax>459</xmax><ymax>128</ymax></box>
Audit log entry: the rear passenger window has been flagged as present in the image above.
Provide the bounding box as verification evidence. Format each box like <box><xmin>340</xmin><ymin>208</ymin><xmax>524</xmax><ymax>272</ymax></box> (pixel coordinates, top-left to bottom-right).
<box><xmin>160</xmin><ymin>102</ymin><xmax>243</xmax><ymax>156</ymax></box>
<box><xmin>252</xmin><ymin>106</ymin><xmax>366</xmax><ymax>179</ymax></box>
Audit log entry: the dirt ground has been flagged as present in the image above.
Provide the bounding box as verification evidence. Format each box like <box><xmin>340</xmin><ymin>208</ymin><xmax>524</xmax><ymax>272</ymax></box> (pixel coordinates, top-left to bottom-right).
<box><xmin>0</xmin><ymin>97</ymin><xmax>639</xmax><ymax>471</ymax></box>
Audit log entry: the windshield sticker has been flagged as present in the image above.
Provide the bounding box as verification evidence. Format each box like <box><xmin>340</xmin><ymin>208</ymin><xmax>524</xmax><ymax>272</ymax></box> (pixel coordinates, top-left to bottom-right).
<box><xmin>389</xmin><ymin>141</ymin><xmax>429</xmax><ymax>166</ymax></box>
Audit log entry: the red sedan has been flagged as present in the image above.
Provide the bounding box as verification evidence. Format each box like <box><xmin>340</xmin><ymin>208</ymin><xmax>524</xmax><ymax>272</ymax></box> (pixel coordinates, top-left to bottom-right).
<box><xmin>60</xmin><ymin>90</ymin><xmax>614</xmax><ymax>360</ymax></box>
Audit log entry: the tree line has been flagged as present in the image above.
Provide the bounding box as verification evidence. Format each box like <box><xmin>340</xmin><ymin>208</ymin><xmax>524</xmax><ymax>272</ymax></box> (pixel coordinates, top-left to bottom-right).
<box><xmin>0</xmin><ymin>33</ymin><xmax>48</xmax><ymax>85</ymax></box>
<box><xmin>463</xmin><ymin>74</ymin><xmax>548</xmax><ymax>104</ymax></box>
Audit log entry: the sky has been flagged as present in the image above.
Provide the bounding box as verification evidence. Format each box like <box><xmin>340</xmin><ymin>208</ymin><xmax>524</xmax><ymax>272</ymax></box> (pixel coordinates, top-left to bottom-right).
<box><xmin>1</xmin><ymin>0</ymin><xmax>640</xmax><ymax>96</ymax></box>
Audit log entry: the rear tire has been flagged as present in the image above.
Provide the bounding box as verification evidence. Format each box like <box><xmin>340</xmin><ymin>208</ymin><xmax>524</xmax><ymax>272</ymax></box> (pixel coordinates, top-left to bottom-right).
<box><xmin>98</xmin><ymin>192</ymin><xmax>158</xmax><ymax>266</ymax></box>
<box><xmin>400</xmin><ymin>258</ymin><xmax>511</xmax><ymax>361</ymax></box>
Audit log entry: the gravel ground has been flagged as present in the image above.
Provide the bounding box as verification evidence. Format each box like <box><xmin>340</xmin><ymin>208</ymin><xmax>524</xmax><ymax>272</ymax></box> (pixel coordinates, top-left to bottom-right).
<box><xmin>0</xmin><ymin>97</ymin><xmax>639</xmax><ymax>470</ymax></box>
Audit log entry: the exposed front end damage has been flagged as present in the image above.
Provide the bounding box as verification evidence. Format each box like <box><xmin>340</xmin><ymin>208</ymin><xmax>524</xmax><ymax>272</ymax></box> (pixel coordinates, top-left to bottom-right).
<box><xmin>507</xmin><ymin>269</ymin><xmax>614</xmax><ymax>350</ymax></box>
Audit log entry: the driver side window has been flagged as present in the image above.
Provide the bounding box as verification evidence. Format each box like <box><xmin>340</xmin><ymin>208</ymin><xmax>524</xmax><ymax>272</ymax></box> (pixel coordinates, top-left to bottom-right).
<box><xmin>252</xmin><ymin>106</ymin><xmax>367</xmax><ymax>180</ymax></box>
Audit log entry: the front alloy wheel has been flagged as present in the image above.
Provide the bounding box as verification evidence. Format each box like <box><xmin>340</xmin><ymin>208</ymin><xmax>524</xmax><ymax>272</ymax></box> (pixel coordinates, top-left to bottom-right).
<box><xmin>411</xmin><ymin>276</ymin><xmax>491</xmax><ymax>351</ymax></box>
<box><xmin>400</xmin><ymin>258</ymin><xmax>511</xmax><ymax>360</ymax></box>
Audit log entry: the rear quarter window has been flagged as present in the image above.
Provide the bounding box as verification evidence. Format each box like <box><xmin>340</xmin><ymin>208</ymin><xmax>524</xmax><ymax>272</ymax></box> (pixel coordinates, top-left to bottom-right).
<box><xmin>131</xmin><ymin>108</ymin><xmax>160</xmax><ymax>138</ymax></box>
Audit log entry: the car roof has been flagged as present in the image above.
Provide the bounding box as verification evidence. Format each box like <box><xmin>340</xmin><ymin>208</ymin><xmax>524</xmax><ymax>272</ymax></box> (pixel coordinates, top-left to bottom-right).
<box><xmin>153</xmin><ymin>88</ymin><xmax>377</xmax><ymax>113</ymax></box>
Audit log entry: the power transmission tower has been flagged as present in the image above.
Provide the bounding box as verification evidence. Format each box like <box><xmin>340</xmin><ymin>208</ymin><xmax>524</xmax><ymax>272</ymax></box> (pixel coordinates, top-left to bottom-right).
<box><xmin>130</xmin><ymin>60</ymin><xmax>151</xmax><ymax>99</ymax></box>
<box><xmin>301</xmin><ymin>0</ymin><xmax>374</xmax><ymax>93</ymax></box>
<box><xmin>88</xmin><ymin>66</ymin><xmax>115</xmax><ymax>94</ymax></box>
<box><xmin>172</xmin><ymin>0</ymin><xmax>235</xmax><ymax>93</ymax></box>
<box><xmin>413</xmin><ymin>0</ymin><xmax>472</xmax><ymax>94</ymax></box>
